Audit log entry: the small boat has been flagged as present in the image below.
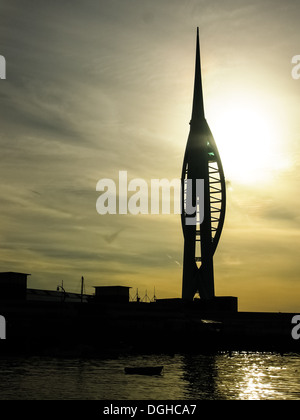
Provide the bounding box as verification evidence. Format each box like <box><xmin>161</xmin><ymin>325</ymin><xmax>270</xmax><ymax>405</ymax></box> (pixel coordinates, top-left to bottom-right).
<box><xmin>124</xmin><ymin>366</ymin><xmax>164</xmax><ymax>376</ymax></box>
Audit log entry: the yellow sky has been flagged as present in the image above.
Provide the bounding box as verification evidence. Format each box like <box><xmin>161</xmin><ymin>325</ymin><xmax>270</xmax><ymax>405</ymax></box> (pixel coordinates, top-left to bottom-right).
<box><xmin>0</xmin><ymin>0</ymin><xmax>299</xmax><ymax>312</ymax></box>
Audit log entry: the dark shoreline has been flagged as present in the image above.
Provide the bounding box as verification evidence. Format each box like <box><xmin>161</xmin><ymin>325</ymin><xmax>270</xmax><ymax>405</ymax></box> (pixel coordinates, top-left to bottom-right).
<box><xmin>0</xmin><ymin>299</ymin><xmax>299</xmax><ymax>357</ymax></box>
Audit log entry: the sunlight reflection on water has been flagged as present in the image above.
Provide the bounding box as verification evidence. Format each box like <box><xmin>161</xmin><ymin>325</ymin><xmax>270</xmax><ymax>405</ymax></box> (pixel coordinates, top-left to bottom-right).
<box><xmin>0</xmin><ymin>352</ymin><xmax>299</xmax><ymax>400</ymax></box>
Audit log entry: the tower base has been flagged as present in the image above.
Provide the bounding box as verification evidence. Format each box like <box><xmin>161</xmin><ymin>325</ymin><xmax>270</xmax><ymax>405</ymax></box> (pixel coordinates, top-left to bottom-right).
<box><xmin>192</xmin><ymin>296</ymin><xmax>238</xmax><ymax>313</ymax></box>
<box><xmin>156</xmin><ymin>296</ymin><xmax>238</xmax><ymax>313</ymax></box>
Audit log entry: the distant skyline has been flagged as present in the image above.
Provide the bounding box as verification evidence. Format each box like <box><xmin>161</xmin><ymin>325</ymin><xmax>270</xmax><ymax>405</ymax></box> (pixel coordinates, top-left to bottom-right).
<box><xmin>0</xmin><ymin>0</ymin><xmax>299</xmax><ymax>312</ymax></box>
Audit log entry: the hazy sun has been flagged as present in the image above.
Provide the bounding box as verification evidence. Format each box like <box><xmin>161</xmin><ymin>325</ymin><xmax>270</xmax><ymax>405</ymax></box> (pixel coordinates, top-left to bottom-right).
<box><xmin>211</xmin><ymin>99</ymin><xmax>287</xmax><ymax>185</ymax></box>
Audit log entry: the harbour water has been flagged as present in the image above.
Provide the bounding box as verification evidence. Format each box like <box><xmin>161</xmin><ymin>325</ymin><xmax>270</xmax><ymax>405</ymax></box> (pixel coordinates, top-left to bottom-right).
<box><xmin>0</xmin><ymin>352</ymin><xmax>300</xmax><ymax>400</ymax></box>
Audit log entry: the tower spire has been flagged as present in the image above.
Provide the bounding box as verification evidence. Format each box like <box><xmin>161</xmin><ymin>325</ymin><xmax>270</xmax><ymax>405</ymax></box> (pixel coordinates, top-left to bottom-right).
<box><xmin>191</xmin><ymin>27</ymin><xmax>205</xmax><ymax>124</ymax></box>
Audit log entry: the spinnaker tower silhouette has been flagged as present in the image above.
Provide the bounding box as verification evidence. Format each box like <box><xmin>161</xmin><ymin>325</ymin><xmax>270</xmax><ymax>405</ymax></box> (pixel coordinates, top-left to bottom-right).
<box><xmin>181</xmin><ymin>28</ymin><xmax>226</xmax><ymax>301</ymax></box>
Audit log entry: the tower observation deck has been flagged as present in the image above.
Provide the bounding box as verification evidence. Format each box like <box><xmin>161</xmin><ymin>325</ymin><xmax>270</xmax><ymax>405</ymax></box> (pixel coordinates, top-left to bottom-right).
<box><xmin>181</xmin><ymin>28</ymin><xmax>226</xmax><ymax>301</ymax></box>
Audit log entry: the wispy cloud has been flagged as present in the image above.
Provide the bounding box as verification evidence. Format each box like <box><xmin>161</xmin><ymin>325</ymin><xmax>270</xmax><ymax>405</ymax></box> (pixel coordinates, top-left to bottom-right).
<box><xmin>0</xmin><ymin>0</ymin><xmax>299</xmax><ymax>310</ymax></box>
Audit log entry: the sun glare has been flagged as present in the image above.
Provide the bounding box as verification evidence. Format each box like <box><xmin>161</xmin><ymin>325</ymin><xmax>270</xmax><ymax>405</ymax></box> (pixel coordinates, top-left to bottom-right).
<box><xmin>211</xmin><ymin>101</ymin><xmax>287</xmax><ymax>185</ymax></box>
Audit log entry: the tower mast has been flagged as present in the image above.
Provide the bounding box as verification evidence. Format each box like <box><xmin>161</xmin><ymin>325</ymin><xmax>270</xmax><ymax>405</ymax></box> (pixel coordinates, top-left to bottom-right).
<box><xmin>181</xmin><ymin>28</ymin><xmax>226</xmax><ymax>301</ymax></box>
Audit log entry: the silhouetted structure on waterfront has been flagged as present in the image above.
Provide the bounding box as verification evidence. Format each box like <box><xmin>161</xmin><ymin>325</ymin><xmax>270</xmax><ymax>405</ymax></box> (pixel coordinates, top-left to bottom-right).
<box><xmin>181</xmin><ymin>28</ymin><xmax>226</xmax><ymax>301</ymax></box>
<box><xmin>94</xmin><ymin>286</ymin><xmax>131</xmax><ymax>304</ymax></box>
<box><xmin>0</xmin><ymin>272</ymin><xmax>29</xmax><ymax>300</ymax></box>
<box><xmin>0</xmin><ymin>30</ymin><xmax>298</xmax><ymax>358</ymax></box>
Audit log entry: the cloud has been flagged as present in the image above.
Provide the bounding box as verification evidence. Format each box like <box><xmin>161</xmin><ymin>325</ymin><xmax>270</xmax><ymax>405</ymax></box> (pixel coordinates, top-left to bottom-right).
<box><xmin>0</xmin><ymin>0</ymin><xmax>299</xmax><ymax>311</ymax></box>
